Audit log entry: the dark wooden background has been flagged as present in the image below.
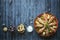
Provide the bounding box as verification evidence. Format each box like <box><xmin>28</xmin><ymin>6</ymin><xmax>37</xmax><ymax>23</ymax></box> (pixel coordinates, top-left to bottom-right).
<box><xmin>0</xmin><ymin>0</ymin><xmax>60</xmax><ymax>40</ymax></box>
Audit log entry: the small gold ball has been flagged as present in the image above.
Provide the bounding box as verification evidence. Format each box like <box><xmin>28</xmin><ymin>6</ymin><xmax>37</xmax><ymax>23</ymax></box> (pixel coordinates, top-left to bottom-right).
<box><xmin>3</xmin><ymin>27</ymin><xmax>8</xmax><ymax>32</ymax></box>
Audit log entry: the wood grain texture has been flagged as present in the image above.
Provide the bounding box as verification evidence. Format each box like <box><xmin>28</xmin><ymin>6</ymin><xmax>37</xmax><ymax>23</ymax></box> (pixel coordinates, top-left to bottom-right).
<box><xmin>0</xmin><ymin>0</ymin><xmax>60</xmax><ymax>40</ymax></box>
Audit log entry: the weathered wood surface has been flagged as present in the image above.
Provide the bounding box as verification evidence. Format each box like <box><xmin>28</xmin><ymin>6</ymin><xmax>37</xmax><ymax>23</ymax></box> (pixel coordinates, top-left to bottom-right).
<box><xmin>0</xmin><ymin>0</ymin><xmax>60</xmax><ymax>40</ymax></box>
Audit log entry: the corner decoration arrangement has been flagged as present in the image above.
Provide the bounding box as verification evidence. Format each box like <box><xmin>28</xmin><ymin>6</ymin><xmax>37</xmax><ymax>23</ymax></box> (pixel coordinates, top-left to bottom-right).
<box><xmin>2</xmin><ymin>0</ymin><xmax>58</xmax><ymax>38</ymax></box>
<box><xmin>34</xmin><ymin>12</ymin><xmax>58</xmax><ymax>37</ymax></box>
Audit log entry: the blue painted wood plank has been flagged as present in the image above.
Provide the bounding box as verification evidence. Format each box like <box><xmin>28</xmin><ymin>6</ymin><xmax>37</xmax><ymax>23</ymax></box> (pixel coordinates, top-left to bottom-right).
<box><xmin>0</xmin><ymin>0</ymin><xmax>60</xmax><ymax>40</ymax></box>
